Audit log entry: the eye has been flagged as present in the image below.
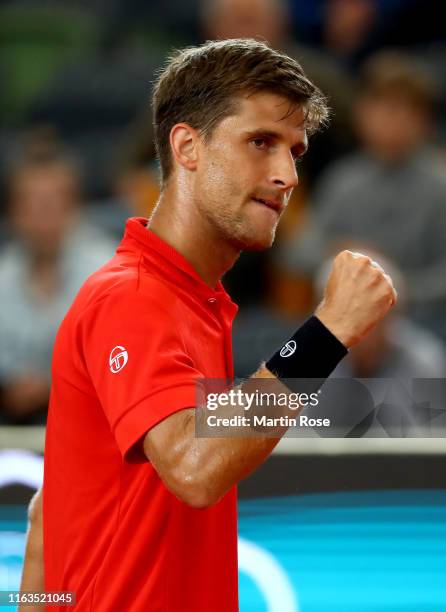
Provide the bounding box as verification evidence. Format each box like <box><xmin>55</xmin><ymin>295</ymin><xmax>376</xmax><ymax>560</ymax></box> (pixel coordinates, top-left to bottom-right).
<box><xmin>251</xmin><ymin>138</ymin><xmax>267</xmax><ymax>149</ymax></box>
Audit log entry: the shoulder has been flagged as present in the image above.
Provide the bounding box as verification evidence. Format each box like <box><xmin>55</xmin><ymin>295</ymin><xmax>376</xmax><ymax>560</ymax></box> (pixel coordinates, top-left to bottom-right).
<box><xmin>411</xmin><ymin>151</ymin><xmax>446</xmax><ymax>192</ymax></box>
<box><xmin>72</xmin><ymin>261</ymin><xmax>181</xmax><ymax>328</ymax></box>
<box><xmin>391</xmin><ymin>317</ymin><xmax>446</xmax><ymax>377</ymax></box>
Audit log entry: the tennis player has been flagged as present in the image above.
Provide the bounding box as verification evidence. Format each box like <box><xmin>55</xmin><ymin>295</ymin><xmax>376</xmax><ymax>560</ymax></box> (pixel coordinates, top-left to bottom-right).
<box><xmin>20</xmin><ymin>39</ymin><xmax>396</xmax><ymax>611</ymax></box>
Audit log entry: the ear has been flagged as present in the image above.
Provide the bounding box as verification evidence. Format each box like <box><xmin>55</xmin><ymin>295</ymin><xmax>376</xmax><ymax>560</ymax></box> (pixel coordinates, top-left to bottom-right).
<box><xmin>169</xmin><ymin>123</ymin><xmax>199</xmax><ymax>173</ymax></box>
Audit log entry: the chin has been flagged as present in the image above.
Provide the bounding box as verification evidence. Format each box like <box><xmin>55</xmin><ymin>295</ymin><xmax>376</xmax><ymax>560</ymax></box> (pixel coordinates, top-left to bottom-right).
<box><xmin>237</xmin><ymin>229</ymin><xmax>276</xmax><ymax>252</ymax></box>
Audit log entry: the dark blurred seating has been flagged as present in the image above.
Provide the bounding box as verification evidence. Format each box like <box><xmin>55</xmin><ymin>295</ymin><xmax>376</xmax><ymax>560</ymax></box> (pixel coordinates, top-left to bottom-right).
<box><xmin>0</xmin><ymin>5</ymin><xmax>101</xmax><ymax>122</ymax></box>
<box><xmin>25</xmin><ymin>53</ymin><xmax>160</xmax><ymax>198</ymax></box>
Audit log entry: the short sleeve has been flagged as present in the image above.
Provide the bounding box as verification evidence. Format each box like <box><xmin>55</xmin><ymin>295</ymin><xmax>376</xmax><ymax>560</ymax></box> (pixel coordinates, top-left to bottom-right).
<box><xmin>80</xmin><ymin>286</ymin><xmax>202</xmax><ymax>459</ymax></box>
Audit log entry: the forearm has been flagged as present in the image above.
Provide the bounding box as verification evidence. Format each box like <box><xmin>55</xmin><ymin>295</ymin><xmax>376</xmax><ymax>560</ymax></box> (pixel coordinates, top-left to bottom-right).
<box><xmin>146</xmin><ymin>251</ymin><xmax>397</xmax><ymax>508</ymax></box>
<box><xmin>147</xmin><ymin>367</ymin><xmax>294</xmax><ymax>508</ymax></box>
<box><xmin>147</xmin><ymin>317</ymin><xmax>348</xmax><ymax>507</ymax></box>
<box><xmin>19</xmin><ymin>488</ymin><xmax>44</xmax><ymax>608</ymax></box>
<box><xmin>181</xmin><ymin>331</ymin><xmax>350</xmax><ymax>505</ymax></box>
<box><xmin>148</xmin><ymin>316</ymin><xmax>350</xmax><ymax>507</ymax></box>
<box><xmin>193</xmin><ymin>366</ymin><xmax>290</xmax><ymax>503</ymax></box>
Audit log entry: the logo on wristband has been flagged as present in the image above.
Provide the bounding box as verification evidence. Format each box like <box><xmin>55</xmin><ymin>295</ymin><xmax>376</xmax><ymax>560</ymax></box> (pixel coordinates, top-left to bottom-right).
<box><xmin>279</xmin><ymin>340</ymin><xmax>297</xmax><ymax>358</ymax></box>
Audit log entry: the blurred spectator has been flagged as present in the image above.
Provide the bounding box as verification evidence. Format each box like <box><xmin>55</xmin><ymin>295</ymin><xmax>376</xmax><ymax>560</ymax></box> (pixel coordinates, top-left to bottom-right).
<box><xmin>233</xmin><ymin>247</ymin><xmax>446</xmax><ymax>436</ymax></box>
<box><xmin>322</xmin><ymin>0</ymin><xmax>378</xmax><ymax>68</ymax></box>
<box><xmin>233</xmin><ymin>248</ymin><xmax>446</xmax><ymax>381</ymax></box>
<box><xmin>201</xmin><ymin>0</ymin><xmax>288</xmax><ymax>48</ymax></box>
<box><xmin>281</xmin><ymin>51</ymin><xmax>446</xmax><ymax>339</ymax></box>
<box><xmin>303</xmin><ymin>251</ymin><xmax>446</xmax><ymax>438</ymax></box>
<box><xmin>0</xmin><ymin>145</ymin><xmax>115</xmax><ymax>424</ymax></box>
<box><xmin>87</xmin><ymin>108</ymin><xmax>160</xmax><ymax>239</ymax></box>
<box><xmin>87</xmin><ymin>163</ymin><xmax>160</xmax><ymax>239</ymax></box>
<box><xmin>337</xmin><ymin>315</ymin><xmax>446</xmax><ymax>379</ymax></box>
<box><xmin>300</xmin><ymin>304</ymin><xmax>446</xmax><ymax>438</ymax></box>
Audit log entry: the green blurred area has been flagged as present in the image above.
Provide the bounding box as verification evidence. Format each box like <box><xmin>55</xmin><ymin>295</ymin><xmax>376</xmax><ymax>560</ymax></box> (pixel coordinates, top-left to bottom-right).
<box><xmin>0</xmin><ymin>6</ymin><xmax>101</xmax><ymax>122</ymax></box>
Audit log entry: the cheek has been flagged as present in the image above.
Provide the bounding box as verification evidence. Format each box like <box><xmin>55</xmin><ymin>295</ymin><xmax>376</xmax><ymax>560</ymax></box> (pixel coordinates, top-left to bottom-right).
<box><xmin>199</xmin><ymin>152</ymin><xmax>249</xmax><ymax>198</ymax></box>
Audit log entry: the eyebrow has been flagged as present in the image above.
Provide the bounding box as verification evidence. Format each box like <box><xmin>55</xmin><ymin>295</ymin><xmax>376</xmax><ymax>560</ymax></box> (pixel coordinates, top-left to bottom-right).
<box><xmin>243</xmin><ymin>128</ymin><xmax>309</xmax><ymax>157</ymax></box>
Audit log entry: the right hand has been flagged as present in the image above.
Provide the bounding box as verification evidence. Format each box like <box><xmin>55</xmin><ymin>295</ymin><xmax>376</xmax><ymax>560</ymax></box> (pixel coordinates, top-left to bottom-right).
<box><xmin>315</xmin><ymin>250</ymin><xmax>397</xmax><ymax>348</ymax></box>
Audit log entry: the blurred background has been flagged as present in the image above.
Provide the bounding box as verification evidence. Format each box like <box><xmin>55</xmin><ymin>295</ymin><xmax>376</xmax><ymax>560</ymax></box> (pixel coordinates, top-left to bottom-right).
<box><xmin>0</xmin><ymin>0</ymin><xmax>445</xmax><ymax>609</ymax></box>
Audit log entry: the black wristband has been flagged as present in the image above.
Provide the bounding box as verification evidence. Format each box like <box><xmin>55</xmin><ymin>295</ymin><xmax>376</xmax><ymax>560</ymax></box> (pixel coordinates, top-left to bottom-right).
<box><xmin>265</xmin><ymin>316</ymin><xmax>348</xmax><ymax>391</ymax></box>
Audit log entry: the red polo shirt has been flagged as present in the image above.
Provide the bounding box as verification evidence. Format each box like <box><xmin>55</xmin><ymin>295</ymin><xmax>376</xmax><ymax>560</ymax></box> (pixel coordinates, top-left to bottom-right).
<box><xmin>43</xmin><ymin>217</ymin><xmax>239</xmax><ymax>611</ymax></box>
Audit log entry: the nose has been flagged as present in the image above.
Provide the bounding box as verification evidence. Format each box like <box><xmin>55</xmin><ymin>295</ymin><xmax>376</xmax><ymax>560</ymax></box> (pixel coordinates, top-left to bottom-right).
<box><xmin>269</xmin><ymin>151</ymin><xmax>299</xmax><ymax>191</ymax></box>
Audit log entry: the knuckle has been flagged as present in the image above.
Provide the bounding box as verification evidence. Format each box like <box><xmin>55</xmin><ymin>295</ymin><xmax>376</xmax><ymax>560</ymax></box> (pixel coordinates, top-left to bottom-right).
<box><xmin>369</xmin><ymin>267</ymin><xmax>381</xmax><ymax>282</ymax></box>
<box><xmin>359</xmin><ymin>255</ymin><xmax>371</xmax><ymax>268</ymax></box>
<box><xmin>337</xmin><ymin>250</ymin><xmax>350</xmax><ymax>262</ymax></box>
<box><xmin>384</xmin><ymin>274</ymin><xmax>395</xmax><ymax>289</ymax></box>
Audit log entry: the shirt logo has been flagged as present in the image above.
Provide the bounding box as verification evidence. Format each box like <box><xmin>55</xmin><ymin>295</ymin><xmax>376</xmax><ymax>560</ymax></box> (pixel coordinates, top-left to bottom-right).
<box><xmin>280</xmin><ymin>340</ymin><xmax>297</xmax><ymax>358</ymax></box>
<box><xmin>109</xmin><ymin>346</ymin><xmax>128</xmax><ymax>373</ymax></box>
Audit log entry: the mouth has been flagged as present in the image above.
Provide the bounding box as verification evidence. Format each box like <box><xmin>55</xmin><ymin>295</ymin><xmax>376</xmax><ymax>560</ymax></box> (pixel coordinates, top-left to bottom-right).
<box><xmin>251</xmin><ymin>197</ymin><xmax>283</xmax><ymax>214</ymax></box>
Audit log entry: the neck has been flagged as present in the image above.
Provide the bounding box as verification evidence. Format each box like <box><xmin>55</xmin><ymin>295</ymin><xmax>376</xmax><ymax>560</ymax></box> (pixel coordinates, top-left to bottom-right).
<box><xmin>29</xmin><ymin>254</ymin><xmax>60</xmax><ymax>301</ymax></box>
<box><xmin>147</xmin><ymin>181</ymin><xmax>240</xmax><ymax>288</ymax></box>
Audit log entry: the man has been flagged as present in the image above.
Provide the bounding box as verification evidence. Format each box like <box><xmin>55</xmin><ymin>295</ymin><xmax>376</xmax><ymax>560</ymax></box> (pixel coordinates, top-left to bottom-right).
<box><xmin>0</xmin><ymin>149</ymin><xmax>115</xmax><ymax>423</ymax></box>
<box><xmin>20</xmin><ymin>39</ymin><xmax>395</xmax><ymax>611</ymax></box>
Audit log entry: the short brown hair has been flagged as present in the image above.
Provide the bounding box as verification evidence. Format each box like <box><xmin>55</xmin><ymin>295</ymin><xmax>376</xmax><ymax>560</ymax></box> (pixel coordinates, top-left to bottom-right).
<box><xmin>152</xmin><ymin>38</ymin><xmax>329</xmax><ymax>183</ymax></box>
<box><xmin>359</xmin><ymin>51</ymin><xmax>436</xmax><ymax>112</ymax></box>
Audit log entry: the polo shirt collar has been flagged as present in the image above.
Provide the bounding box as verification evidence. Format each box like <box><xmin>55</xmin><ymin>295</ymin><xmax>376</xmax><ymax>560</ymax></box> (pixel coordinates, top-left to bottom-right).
<box><xmin>120</xmin><ymin>217</ymin><xmax>238</xmax><ymax>313</ymax></box>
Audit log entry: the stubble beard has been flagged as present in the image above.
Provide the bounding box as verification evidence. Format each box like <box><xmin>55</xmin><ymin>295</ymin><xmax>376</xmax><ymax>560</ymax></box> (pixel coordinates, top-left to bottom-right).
<box><xmin>203</xmin><ymin>201</ymin><xmax>277</xmax><ymax>252</ymax></box>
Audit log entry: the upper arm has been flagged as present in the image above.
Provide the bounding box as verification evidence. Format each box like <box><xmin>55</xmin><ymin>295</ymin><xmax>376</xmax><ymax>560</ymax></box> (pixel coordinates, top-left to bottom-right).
<box><xmin>82</xmin><ymin>287</ymin><xmax>203</xmax><ymax>460</ymax></box>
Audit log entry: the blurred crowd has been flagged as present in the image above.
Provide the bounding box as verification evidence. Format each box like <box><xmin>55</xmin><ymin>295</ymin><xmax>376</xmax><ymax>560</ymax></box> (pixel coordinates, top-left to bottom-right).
<box><xmin>0</xmin><ymin>0</ymin><xmax>445</xmax><ymax>424</ymax></box>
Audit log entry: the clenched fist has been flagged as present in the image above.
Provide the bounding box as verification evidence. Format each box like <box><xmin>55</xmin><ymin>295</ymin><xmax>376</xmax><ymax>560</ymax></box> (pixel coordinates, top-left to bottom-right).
<box><xmin>315</xmin><ymin>250</ymin><xmax>397</xmax><ymax>348</ymax></box>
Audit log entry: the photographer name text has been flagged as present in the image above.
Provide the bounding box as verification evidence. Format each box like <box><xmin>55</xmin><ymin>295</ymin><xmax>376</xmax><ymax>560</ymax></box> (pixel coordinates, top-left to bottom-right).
<box><xmin>206</xmin><ymin>415</ymin><xmax>331</xmax><ymax>427</ymax></box>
